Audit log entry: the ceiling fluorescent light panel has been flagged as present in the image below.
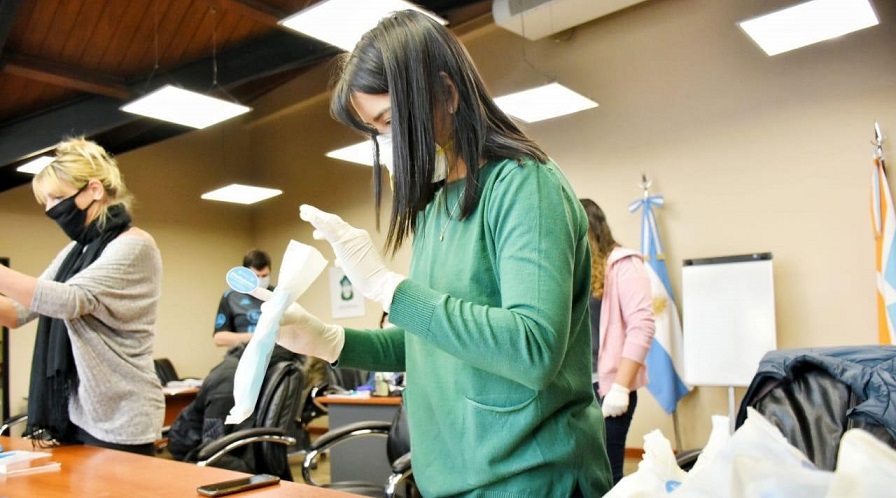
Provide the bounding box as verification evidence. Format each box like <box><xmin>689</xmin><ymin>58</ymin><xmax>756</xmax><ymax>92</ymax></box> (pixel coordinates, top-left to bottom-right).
<box><xmin>17</xmin><ymin>155</ymin><xmax>54</xmax><ymax>174</ymax></box>
<box><xmin>121</xmin><ymin>85</ymin><xmax>251</xmax><ymax>129</ymax></box>
<box><xmin>201</xmin><ymin>184</ymin><xmax>282</xmax><ymax>205</ymax></box>
<box><xmin>279</xmin><ymin>0</ymin><xmax>447</xmax><ymax>51</ymax></box>
<box><xmin>326</xmin><ymin>141</ymin><xmax>378</xmax><ymax>166</ymax></box>
<box><xmin>494</xmin><ymin>82</ymin><xmax>598</xmax><ymax>123</ymax></box>
<box><xmin>739</xmin><ymin>0</ymin><xmax>879</xmax><ymax>56</ymax></box>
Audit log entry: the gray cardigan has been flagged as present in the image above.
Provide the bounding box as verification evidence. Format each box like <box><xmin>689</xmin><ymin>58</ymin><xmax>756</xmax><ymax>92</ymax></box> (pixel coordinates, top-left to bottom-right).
<box><xmin>16</xmin><ymin>231</ymin><xmax>165</xmax><ymax>445</ymax></box>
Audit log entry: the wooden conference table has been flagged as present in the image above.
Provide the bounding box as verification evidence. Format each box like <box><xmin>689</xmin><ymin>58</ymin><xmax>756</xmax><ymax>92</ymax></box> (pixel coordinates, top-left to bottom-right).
<box><xmin>0</xmin><ymin>436</ymin><xmax>362</xmax><ymax>497</ymax></box>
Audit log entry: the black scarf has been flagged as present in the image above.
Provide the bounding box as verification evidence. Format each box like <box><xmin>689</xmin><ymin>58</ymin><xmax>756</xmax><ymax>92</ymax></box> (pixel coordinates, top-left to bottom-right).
<box><xmin>26</xmin><ymin>204</ymin><xmax>132</xmax><ymax>442</ymax></box>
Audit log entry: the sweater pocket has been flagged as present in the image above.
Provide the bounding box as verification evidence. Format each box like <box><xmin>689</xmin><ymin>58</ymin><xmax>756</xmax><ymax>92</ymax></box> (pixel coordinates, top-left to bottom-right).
<box><xmin>465</xmin><ymin>390</ymin><xmax>537</xmax><ymax>412</ymax></box>
<box><xmin>457</xmin><ymin>389</ymin><xmax>546</xmax><ymax>488</ymax></box>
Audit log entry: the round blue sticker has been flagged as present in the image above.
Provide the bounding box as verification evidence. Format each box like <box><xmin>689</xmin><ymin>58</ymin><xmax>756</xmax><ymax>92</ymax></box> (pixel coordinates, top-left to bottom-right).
<box><xmin>226</xmin><ymin>266</ymin><xmax>258</xmax><ymax>294</ymax></box>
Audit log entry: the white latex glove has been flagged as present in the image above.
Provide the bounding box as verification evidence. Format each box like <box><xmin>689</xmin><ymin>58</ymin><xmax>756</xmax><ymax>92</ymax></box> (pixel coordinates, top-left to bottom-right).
<box><xmin>602</xmin><ymin>383</ymin><xmax>631</xmax><ymax>418</ymax></box>
<box><xmin>276</xmin><ymin>301</ymin><xmax>304</xmax><ymax>326</ymax></box>
<box><xmin>270</xmin><ymin>302</ymin><xmax>345</xmax><ymax>363</ymax></box>
<box><xmin>299</xmin><ymin>204</ymin><xmax>406</xmax><ymax>312</ymax></box>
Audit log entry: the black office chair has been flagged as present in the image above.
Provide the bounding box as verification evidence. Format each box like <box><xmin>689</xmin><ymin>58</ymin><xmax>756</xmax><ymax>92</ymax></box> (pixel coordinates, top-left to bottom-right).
<box><xmin>301</xmin><ymin>397</ymin><xmax>416</xmax><ymax>498</ymax></box>
<box><xmin>154</xmin><ymin>358</ymin><xmax>182</xmax><ymax>385</ymax></box>
<box><xmin>193</xmin><ymin>357</ymin><xmax>306</xmax><ymax>481</ymax></box>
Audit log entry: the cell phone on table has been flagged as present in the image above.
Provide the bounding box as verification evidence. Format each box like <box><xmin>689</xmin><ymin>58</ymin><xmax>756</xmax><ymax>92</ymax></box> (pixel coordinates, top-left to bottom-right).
<box><xmin>197</xmin><ymin>474</ymin><xmax>280</xmax><ymax>496</ymax></box>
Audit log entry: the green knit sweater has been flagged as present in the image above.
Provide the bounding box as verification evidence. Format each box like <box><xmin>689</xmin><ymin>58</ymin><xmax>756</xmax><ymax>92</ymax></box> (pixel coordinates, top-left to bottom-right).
<box><xmin>340</xmin><ymin>158</ymin><xmax>612</xmax><ymax>497</ymax></box>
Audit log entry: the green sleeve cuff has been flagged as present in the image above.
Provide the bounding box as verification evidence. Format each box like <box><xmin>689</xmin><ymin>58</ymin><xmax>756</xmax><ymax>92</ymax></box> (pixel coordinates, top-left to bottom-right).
<box><xmin>388</xmin><ymin>278</ymin><xmax>444</xmax><ymax>342</ymax></box>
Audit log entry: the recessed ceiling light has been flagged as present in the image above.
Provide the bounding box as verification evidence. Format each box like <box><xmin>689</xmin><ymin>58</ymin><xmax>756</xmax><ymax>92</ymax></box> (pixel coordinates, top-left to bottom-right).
<box><xmin>121</xmin><ymin>85</ymin><xmax>251</xmax><ymax>129</ymax></box>
<box><xmin>200</xmin><ymin>184</ymin><xmax>282</xmax><ymax>205</ymax></box>
<box><xmin>494</xmin><ymin>83</ymin><xmax>598</xmax><ymax>123</ymax></box>
<box><xmin>279</xmin><ymin>0</ymin><xmax>447</xmax><ymax>51</ymax></box>
<box><xmin>738</xmin><ymin>0</ymin><xmax>879</xmax><ymax>56</ymax></box>
<box><xmin>16</xmin><ymin>155</ymin><xmax>54</xmax><ymax>175</ymax></box>
<box><xmin>326</xmin><ymin>141</ymin><xmax>377</xmax><ymax>166</ymax></box>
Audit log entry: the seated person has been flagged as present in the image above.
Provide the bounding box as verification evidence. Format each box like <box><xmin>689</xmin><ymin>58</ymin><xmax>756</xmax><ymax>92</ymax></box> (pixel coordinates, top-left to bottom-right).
<box><xmin>167</xmin><ymin>343</ymin><xmax>298</xmax><ymax>471</ymax></box>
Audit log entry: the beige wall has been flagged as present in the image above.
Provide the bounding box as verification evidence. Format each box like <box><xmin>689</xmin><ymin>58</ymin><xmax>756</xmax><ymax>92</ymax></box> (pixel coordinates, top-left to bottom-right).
<box><xmin>2</xmin><ymin>0</ymin><xmax>894</xmax><ymax>451</ymax></box>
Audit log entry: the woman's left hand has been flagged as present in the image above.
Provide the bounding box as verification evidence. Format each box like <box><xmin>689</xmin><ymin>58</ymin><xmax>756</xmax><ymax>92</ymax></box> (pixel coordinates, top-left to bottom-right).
<box><xmin>299</xmin><ymin>204</ymin><xmax>406</xmax><ymax>311</ymax></box>
<box><xmin>602</xmin><ymin>383</ymin><xmax>631</xmax><ymax>418</ymax></box>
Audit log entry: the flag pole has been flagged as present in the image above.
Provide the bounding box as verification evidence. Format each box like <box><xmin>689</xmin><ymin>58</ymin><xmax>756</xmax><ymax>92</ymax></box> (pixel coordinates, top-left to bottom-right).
<box><xmin>634</xmin><ymin>173</ymin><xmax>689</xmax><ymax>450</ymax></box>
<box><xmin>672</xmin><ymin>409</ymin><xmax>683</xmax><ymax>452</ymax></box>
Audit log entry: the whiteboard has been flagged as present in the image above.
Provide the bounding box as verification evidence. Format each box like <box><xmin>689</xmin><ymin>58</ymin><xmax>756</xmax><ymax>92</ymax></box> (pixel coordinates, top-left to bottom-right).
<box><xmin>681</xmin><ymin>254</ymin><xmax>777</xmax><ymax>387</ymax></box>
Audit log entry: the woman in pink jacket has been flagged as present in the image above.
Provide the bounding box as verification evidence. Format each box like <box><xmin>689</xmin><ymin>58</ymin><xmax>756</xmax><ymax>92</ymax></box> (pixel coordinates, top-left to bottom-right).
<box><xmin>580</xmin><ymin>198</ymin><xmax>655</xmax><ymax>484</ymax></box>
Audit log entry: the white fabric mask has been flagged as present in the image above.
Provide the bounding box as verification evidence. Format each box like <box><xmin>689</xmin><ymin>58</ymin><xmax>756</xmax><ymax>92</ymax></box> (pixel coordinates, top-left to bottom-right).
<box><xmin>433</xmin><ymin>145</ymin><xmax>449</xmax><ymax>183</ymax></box>
<box><xmin>375</xmin><ymin>133</ymin><xmax>449</xmax><ymax>183</ymax></box>
<box><xmin>256</xmin><ymin>275</ymin><xmax>271</xmax><ymax>290</ymax></box>
<box><xmin>374</xmin><ymin>133</ymin><xmax>394</xmax><ymax>176</ymax></box>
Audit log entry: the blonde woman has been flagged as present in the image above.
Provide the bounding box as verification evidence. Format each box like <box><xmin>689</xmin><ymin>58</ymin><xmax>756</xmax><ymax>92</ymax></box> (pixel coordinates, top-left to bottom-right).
<box><xmin>0</xmin><ymin>137</ymin><xmax>164</xmax><ymax>455</ymax></box>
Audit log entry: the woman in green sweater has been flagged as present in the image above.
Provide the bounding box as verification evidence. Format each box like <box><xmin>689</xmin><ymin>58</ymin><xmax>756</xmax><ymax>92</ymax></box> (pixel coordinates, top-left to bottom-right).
<box><xmin>278</xmin><ymin>10</ymin><xmax>612</xmax><ymax>497</ymax></box>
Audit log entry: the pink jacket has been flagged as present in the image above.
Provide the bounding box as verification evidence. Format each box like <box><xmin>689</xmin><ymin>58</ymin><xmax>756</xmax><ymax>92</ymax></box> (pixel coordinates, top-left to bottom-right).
<box><xmin>596</xmin><ymin>247</ymin><xmax>656</xmax><ymax>396</ymax></box>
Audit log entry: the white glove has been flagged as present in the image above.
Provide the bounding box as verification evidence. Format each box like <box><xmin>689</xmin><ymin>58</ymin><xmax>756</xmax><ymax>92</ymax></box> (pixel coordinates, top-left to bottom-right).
<box><xmin>299</xmin><ymin>204</ymin><xmax>406</xmax><ymax>312</ymax></box>
<box><xmin>602</xmin><ymin>383</ymin><xmax>631</xmax><ymax>418</ymax></box>
<box><xmin>276</xmin><ymin>301</ymin><xmax>305</xmax><ymax>326</ymax></box>
<box><xmin>272</xmin><ymin>302</ymin><xmax>345</xmax><ymax>363</ymax></box>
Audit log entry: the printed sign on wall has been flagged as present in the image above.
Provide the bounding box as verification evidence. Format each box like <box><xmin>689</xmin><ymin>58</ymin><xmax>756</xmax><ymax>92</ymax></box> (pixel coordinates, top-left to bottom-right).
<box><xmin>329</xmin><ymin>267</ymin><xmax>365</xmax><ymax>318</ymax></box>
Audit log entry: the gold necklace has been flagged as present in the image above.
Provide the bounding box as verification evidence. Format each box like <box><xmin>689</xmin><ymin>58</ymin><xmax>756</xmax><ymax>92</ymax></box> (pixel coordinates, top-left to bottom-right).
<box><xmin>440</xmin><ymin>186</ymin><xmax>461</xmax><ymax>242</ymax></box>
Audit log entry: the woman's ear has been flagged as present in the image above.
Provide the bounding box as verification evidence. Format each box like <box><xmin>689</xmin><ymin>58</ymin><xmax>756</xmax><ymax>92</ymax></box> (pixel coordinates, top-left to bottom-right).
<box><xmin>438</xmin><ymin>72</ymin><xmax>459</xmax><ymax>115</ymax></box>
<box><xmin>87</xmin><ymin>179</ymin><xmax>104</xmax><ymax>201</ymax></box>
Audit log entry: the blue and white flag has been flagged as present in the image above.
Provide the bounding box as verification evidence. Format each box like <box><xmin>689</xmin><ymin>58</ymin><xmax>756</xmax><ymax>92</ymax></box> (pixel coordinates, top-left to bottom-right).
<box><xmin>629</xmin><ymin>194</ymin><xmax>691</xmax><ymax>413</ymax></box>
<box><xmin>872</xmin><ymin>152</ymin><xmax>896</xmax><ymax>345</ymax></box>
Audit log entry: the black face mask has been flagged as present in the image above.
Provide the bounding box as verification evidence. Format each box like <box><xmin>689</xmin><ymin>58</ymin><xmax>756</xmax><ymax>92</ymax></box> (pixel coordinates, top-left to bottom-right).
<box><xmin>45</xmin><ymin>184</ymin><xmax>96</xmax><ymax>243</ymax></box>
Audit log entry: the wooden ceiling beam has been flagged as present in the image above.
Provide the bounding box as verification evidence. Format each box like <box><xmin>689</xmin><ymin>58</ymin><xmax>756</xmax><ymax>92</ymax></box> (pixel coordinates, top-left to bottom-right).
<box><xmin>0</xmin><ymin>30</ymin><xmax>335</xmax><ymax>190</ymax></box>
<box><xmin>1</xmin><ymin>53</ymin><xmax>130</xmax><ymax>100</ymax></box>
<box><xmin>212</xmin><ymin>0</ymin><xmax>287</xmax><ymax>28</ymax></box>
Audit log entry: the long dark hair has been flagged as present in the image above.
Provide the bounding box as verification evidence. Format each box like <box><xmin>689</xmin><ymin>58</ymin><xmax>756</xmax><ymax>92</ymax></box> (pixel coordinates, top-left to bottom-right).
<box><xmin>330</xmin><ymin>10</ymin><xmax>547</xmax><ymax>253</ymax></box>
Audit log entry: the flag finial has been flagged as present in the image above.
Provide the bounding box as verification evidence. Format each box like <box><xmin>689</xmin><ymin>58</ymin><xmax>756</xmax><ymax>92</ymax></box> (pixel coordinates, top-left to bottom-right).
<box><xmin>640</xmin><ymin>173</ymin><xmax>652</xmax><ymax>198</ymax></box>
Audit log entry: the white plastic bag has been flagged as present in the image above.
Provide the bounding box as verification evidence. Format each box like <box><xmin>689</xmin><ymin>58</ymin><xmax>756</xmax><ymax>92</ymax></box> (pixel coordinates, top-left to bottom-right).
<box><xmin>605</xmin><ymin>429</ymin><xmax>686</xmax><ymax>497</ymax></box>
<box><xmin>687</xmin><ymin>415</ymin><xmax>731</xmax><ymax>475</ymax></box>
<box><xmin>673</xmin><ymin>408</ymin><xmax>832</xmax><ymax>498</ymax></box>
<box><xmin>825</xmin><ymin>428</ymin><xmax>896</xmax><ymax>498</ymax></box>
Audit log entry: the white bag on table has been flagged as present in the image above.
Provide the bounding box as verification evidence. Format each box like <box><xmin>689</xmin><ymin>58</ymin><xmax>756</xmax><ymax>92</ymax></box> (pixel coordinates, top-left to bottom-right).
<box><xmin>825</xmin><ymin>428</ymin><xmax>896</xmax><ymax>498</ymax></box>
<box><xmin>604</xmin><ymin>429</ymin><xmax>686</xmax><ymax>497</ymax></box>
<box><xmin>673</xmin><ymin>408</ymin><xmax>831</xmax><ymax>498</ymax></box>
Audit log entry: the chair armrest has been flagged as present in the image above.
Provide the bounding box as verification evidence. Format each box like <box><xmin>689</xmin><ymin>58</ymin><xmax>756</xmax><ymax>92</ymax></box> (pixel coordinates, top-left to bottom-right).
<box><xmin>391</xmin><ymin>451</ymin><xmax>411</xmax><ymax>474</ymax></box>
<box><xmin>675</xmin><ymin>448</ymin><xmax>702</xmax><ymax>472</ymax></box>
<box><xmin>311</xmin><ymin>420</ymin><xmax>392</xmax><ymax>449</ymax></box>
<box><xmin>0</xmin><ymin>413</ymin><xmax>28</xmax><ymax>436</ymax></box>
<box><xmin>196</xmin><ymin>427</ymin><xmax>296</xmax><ymax>467</ymax></box>
<box><xmin>385</xmin><ymin>451</ymin><xmax>413</xmax><ymax>498</ymax></box>
<box><xmin>301</xmin><ymin>421</ymin><xmax>392</xmax><ymax>486</ymax></box>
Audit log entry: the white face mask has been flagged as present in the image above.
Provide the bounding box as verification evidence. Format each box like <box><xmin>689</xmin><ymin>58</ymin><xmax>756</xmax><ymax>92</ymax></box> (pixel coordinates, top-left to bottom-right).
<box><xmin>256</xmin><ymin>275</ymin><xmax>271</xmax><ymax>290</ymax></box>
<box><xmin>375</xmin><ymin>133</ymin><xmax>448</xmax><ymax>183</ymax></box>
<box><xmin>374</xmin><ymin>133</ymin><xmax>395</xmax><ymax>177</ymax></box>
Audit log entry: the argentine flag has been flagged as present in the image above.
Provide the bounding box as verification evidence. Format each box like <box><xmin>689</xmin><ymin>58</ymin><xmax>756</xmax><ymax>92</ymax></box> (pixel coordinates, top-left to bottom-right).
<box><xmin>872</xmin><ymin>154</ymin><xmax>896</xmax><ymax>345</ymax></box>
<box><xmin>629</xmin><ymin>194</ymin><xmax>691</xmax><ymax>413</ymax></box>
